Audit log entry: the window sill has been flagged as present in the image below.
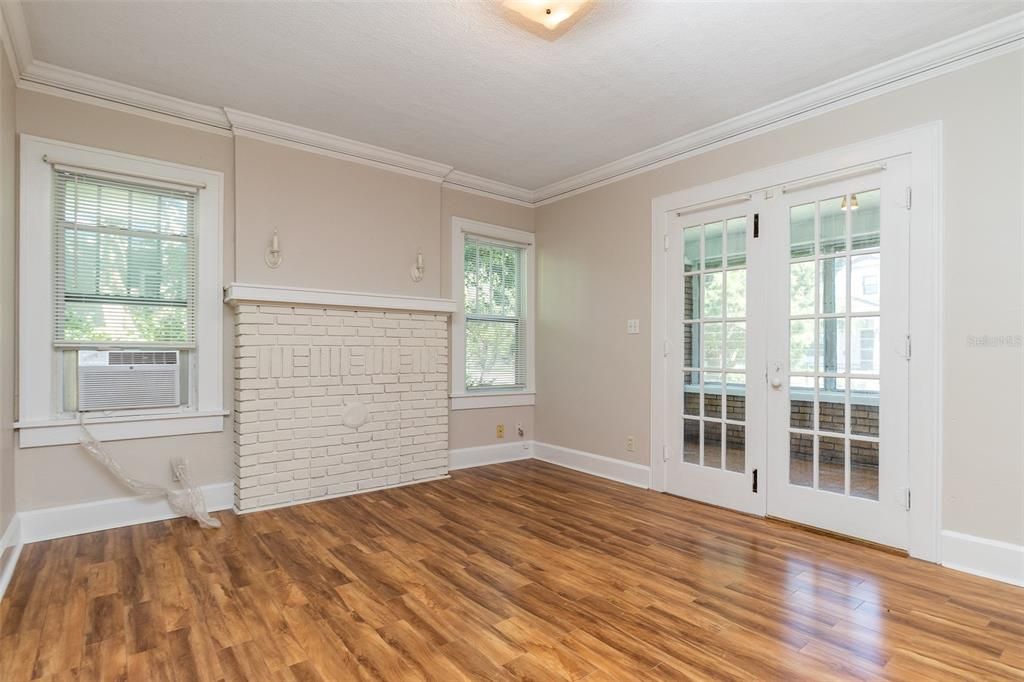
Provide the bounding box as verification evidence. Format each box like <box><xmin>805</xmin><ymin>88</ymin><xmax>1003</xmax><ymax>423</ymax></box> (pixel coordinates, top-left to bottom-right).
<box><xmin>14</xmin><ymin>411</ymin><xmax>228</xmax><ymax>448</ymax></box>
<box><xmin>450</xmin><ymin>392</ymin><xmax>535</xmax><ymax>410</ymax></box>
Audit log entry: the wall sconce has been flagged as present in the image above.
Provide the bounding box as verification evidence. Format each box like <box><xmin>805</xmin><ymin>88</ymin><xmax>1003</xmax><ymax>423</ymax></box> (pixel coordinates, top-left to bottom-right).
<box><xmin>410</xmin><ymin>249</ymin><xmax>424</xmax><ymax>282</ymax></box>
<box><xmin>265</xmin><ymin>229</ymin><xmax>283</xmax><ymax>269</ymax></box>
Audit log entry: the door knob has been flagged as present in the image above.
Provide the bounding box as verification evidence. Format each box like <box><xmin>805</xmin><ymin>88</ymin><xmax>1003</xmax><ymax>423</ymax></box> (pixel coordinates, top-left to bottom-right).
<box><xmin>769</xmin><ymin>361</ymin><xmax>783</xmax><ymax>389</ymax></box>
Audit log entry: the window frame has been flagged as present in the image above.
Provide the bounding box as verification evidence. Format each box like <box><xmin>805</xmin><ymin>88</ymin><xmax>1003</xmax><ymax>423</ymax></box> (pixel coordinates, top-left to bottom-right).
<box><xmin>450</xmin><ymin>217</ymin><xmax>535</xmax><ymax>410</ymax></box>
<box><xmin>16</xmin><ymin>136</ymin><xmax>225</xmax><ymax>447</ymax></box>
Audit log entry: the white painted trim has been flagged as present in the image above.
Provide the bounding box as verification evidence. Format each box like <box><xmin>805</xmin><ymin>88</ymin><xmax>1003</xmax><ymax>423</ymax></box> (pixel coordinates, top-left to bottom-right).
<box><xmin>23</xmin><ymin>61</ymin><xmax>230</xmax><ymax>129</ymax></box>
<box><xmin>16</xmin><ymin>412</ymin><xmax>228</xmax><ymax>448</ymax></box>
<box><xmin>0</xmin><ymin>516</ymin><xmax>24</xmax><ymax>601</ymax></box>
<box><xmin>443</xmin><ymin>171</ymin><xmax>535</xmax><ymax>207</ymax></box>
<box><xmin>449</xmin><ymin>442</ymin><xmax>533</xmax><ymax>470</ymax></box>
<box><xmin>224</xmin><ymin>283</ymin><xmax>456</xmax><ymax>313</ymax></box>
<box><xmin>450</xmin><ymin>217</ymin><xmax>536</xmax><ymax>400</ymax></box>
<box><xmin>226</xmin><ymin>108</ymin><xmax>452</xmax><ymax>182</ymax></box>
<box><xmin>533</xmin><ymin>442</ymin><xmax>651</xmax><ymax>489</ymax></box>
<box><xmin>18</xmin><ymin>482</ymin><xmax>234</xmax><ymax>544</ymax></box>
<box><xmin>233</xmin><ymin>475</ymin><xmax>450</xmax><ymax>515</ymax></box>
<box><xmin>18</xmin><ymin>135</ymin><xmax>225</xmax><ymax>442</ymax></box>
<box><xmin>650</xmin><ymin>124</ymin><xmax>942</xmax><ymax>561</ymax></box>
<box><xmin>941</xmin><ymin>530</ymin><xmax>1024</xmax><ymax>587</ymax></box>
<box><xmin>450</xmin><ymin>392</ymin><xmax>536</xmax><ymax>410</ymax></box>
<box><xmin>17</xmin><ymin>78</ymin><xmax>234</xmax><ymax>137</ymax></box>
<box><xmin>533</xmin><ymin>13</ymin><xmax>1023</xmax><ymax>205</ymax></box>
<box><xmin>449</xmin><ymin>440</ymin><xmax>651</xmax><ymax>490</ymax></box>
<box><xmin>2</xmin><ymin>9</ymin><xmax>1018</xmax><ymax>205</ymax></box>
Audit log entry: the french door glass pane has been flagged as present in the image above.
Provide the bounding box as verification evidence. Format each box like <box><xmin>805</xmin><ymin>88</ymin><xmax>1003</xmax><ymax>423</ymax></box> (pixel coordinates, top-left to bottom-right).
<box><xmin>685</xmin><ymin>275</ymin><xmax>701</xmax><ymax>319</ymax></box>
<box><xmin>818</xmin><ymin>436</ymin><xmax>846</xmax><ymax>493</ymax></box>
<box><xmin>684</xmin><ymin>226</ymin><xmax>702</xmax><ymax>271</ymax></box>
<box><xmin>726</xmin><ymin>218</ymin><xmax>746</xmax><ymax>267</ymax></box>
<box><xmin>704</xmin><ymin>222</ymin><xmax>723</xmax><ymax>269</ymax></box>
<box><xmin>789</xmin><ymin>320</ymin><xmax>815</xmax><ymax>372</ymax></box>
<box><xmin>818</xmin><ymin>318</ymin><xmax>847</xmax><ymax>374</ymax></box>
<box><xmin>683</xmin><ymin>419</ymin><xmax>700</xmax><ymax>464</ymax></box>
<box><xmin>703</xmin><ymin>273</ymin><xmax>723</xmax><ymax>317</ymax></box>
<box><xmin>851</xmin><ymin>440</ymin><xmax>880</xmax><ymax>500</ymax></box>
<box><xmin>851</xmin><ymin>189</ymin><xmax>881</xmax><ymax>249</ymax></box>
<box><xmin>726</xmin><ymin>424</ymin><xmax>745</xmax><ymax>473</ymax></box>
<box><xmin>726</xmin><ymin>270</ymin><xmax>746</xmax><ymax>318</ymax></box>
<box><xmin>820</xmin><ymin>196</ymin><xmax>846</xmax><ymax>254</ymax></box>
<box><xmin>726</xmin><ymin>373</ymin><xmax>746</xmax><ymax>420</ymax></box>
<box><xmin>851</xmin><ymin>254</ymin><xmax>880</xmax><ymax>312</ymax></box>
<box><xmin>703</xmin><ymin>421</ymin><xmax>723</xmax><ymax>468</ymax></box>
<box><xmin>704</xmin><ymin>372</ymin><xmax>722</xmax><ymax>417</ymax></box>
<box><xmin>790</xmin><ymin>203</ymin><xmax>815</xmax><ymax>258</ymax></box>
<box><xmin>789</xmin><ymin>432</ymin><xmax>813</xmax><ymax>487</ymax></box>
<box><xmin>819</xmin><ymin>257</ymin><xmax>848</xmax><ymax>314</ymax></box>
<box><xmin>790</xmin><ymin>261</ymin><xmax>815</xmax><ymax>315</ymax></box>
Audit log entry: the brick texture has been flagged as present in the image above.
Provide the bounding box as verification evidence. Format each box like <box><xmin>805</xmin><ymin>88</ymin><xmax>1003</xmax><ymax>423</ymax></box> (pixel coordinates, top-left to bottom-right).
<box><xmin>233</xmin><ymin>304</ymin><xmax>449</xmax><ymax>511</ymax></box>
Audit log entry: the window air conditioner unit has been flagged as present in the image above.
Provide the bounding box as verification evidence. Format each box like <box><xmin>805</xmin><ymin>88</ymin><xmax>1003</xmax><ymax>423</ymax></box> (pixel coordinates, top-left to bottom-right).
<box><xmin>77</xmin><ymin>350</ymin><xmax>180</xmax><ymax>411</ymax></box>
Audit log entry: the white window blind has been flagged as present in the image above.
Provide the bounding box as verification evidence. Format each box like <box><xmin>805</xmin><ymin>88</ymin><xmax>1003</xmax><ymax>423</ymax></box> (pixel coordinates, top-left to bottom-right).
<box><xmin>464</xmin><ymin>235</ymin><xmax>526</xmax><ymax>390</ymax></box>
<box><xmin>53</xmin><ymin>168</ymin><xmax>197</xmax><ymax>348</ymax></box>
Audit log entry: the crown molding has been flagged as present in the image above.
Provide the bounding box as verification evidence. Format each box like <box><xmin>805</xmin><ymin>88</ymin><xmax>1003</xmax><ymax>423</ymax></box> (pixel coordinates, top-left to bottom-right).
<box><xmin>443</xmin><ymin>170</ymin><xmax>535</xmax><ymax>206</ymax></box>
<box><xmin>224</xmin><ymin>107</ymin><xmax>453</xmax><ymax>182</ymax></box>
<box><xmin>532</xmin><ymin>11</ymin><xmax>1024</xmax><ymax>205</ymax></box>
<box><xmin>4</xmin><ymin>2</ymin><xmax>1021</xmax><ymax>207</ymax></box>
<box><xmin>23</xmin><ymin>60</ymin><xmax>231</xmax><ymax>129</ymax></box>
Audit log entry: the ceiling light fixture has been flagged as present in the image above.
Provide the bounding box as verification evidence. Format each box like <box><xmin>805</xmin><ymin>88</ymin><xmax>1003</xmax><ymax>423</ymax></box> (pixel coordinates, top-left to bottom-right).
<box><xmin>502</xmin><ymin>1</ymin><xmax>593</xmax><ymax>39</ymax></box>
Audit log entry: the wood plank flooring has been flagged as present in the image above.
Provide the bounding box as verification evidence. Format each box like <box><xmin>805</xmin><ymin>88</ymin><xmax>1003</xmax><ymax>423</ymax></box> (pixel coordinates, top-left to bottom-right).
<box><xmin>1</xmin><ymin>459</ymin><xmax>1021</xmax><ymax>680</ymax></box>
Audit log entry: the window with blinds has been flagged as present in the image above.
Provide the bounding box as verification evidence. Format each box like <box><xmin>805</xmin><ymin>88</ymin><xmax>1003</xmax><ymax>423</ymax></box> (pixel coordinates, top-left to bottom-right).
<box><xmin>464</xmin><ymin>235</ymin><xmax>526</xmax><ymax>390</ymax></box>
<box><xmin>53</xmin><ymin>168</ymin><xmax>197</xmax><ymax>348</ymax></box>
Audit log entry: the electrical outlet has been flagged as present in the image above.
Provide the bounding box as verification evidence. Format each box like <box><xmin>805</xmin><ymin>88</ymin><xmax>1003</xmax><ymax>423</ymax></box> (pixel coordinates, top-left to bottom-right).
<box><xmin>516</xmin><ymin>423</ymin><xmax>524</xmax><ymax>437</ymax></box>
<box><xmin>170</xmin><ymin>458</ymin><xmax>186</xmax><ymax>482</ymax></box>
<box><xmin>626</xmin><ymin>436</ymin><xmax>636</xmax><ymax>452</ymax></box>
<box><xmin>496</xmin><ymin>424</ymin><xmax>505</xmax><ymax>439</ymax></box>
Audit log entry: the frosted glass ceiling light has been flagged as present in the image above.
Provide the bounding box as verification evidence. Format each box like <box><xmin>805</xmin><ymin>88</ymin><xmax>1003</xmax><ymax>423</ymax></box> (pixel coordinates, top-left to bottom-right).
<box><xmin>502</xmin><ymin>1</ymin><xmax>594</xmax><ymax>39</ymax></box>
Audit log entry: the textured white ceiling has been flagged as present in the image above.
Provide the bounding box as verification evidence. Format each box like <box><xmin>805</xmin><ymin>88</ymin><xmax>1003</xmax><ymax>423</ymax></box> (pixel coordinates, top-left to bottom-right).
<box><xmin>22</xmin><ymin>1</ymin><xmax>1020</xmax><ymax>189</ymax></box>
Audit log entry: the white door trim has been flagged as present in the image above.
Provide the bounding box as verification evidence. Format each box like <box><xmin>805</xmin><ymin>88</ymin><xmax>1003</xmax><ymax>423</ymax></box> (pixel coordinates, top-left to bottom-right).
<box><xmin>650</xmin><ymin>122</ymin><xmax>942</xmax><ymax>561</ymax></box>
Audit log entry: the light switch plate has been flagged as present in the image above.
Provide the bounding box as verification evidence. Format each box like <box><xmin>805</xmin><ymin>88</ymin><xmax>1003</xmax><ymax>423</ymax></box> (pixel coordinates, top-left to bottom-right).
<box><xmin>626</xmin><ymin>319</ymin><xmax>640</xmax><ymax>334</ymax></box>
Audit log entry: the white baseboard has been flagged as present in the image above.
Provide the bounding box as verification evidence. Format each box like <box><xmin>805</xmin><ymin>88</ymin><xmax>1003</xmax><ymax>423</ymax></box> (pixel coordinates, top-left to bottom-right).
<box><xmin>941</xmin><ymin>530</ymin><xmax>1024</xmax><ymax>587</ymax></box>
<box><xmin>533</xmin><ymin>441</ymin><xmax>651</xmax><ymax>489</ymax></box>
<box><xmin>0</xmin><ymin>515</ymin><xmax>24</xmax><ymax>600</ymax></box>
<box><xmin>449</xmin><ymin>442</ymin><xmax>533</xmax><ymax>470</ymax></box>
<box><xmin>19</xmin><ymin>481</ymin><xmax>234</xmax><ymax>544</ymax></box>
<box><xmin>451</xmin><ymin>440</ymin><xmax>651</xmax><ymax>489</ymax></box>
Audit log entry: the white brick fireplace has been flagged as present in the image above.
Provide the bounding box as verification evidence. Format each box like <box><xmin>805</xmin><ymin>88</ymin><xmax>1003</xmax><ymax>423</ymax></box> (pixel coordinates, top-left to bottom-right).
<box><xmin>225</xmin><ymin>284</ymin><xmax>456</xmax><ymax>512</ymax></box>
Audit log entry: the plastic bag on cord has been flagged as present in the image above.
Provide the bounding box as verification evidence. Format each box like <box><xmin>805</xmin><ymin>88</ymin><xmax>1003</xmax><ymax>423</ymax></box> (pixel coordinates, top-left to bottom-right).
<box><xmin>79</xmin><ymin>420</ymin><xmax>222</xmax><ymax>529</ymax></box>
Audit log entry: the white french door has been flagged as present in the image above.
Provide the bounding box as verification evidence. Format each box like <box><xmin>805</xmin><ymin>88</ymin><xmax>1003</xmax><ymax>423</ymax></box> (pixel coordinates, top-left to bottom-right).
<box><xmin>665</xmin><ymin>204</ymin><xmax>765</xmax><ymax>515</ymax></box>
<box><xmin>663</xmin><ymin>157</ymin><xmax>912</xmax><ymax>549</ymax></box>
<box><xmin>765</xmin><ymin>158</ymin><xmax>911</xmax><ymax>548</ymax></box>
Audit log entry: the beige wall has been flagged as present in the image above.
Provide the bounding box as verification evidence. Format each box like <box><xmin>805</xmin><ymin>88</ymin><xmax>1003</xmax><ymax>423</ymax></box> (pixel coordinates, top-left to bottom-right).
<box><xmin>535</xmin><ymin>54</ymin><xmax>1024</xmax><ymax>545</ymax></box>
<box><xmin>234</xmin><ymin>137</ymin><xmax>443</xmax><ymax>297</ymax></box>
<box><xmin>442</xmin><ymin>186</ymin><xmax>538</xmax><ymax>448</ymax></box>
<box><xmin>8</xmin><ymin>90</ymin><xmax>537</xmax><ymax>509</ymax></box>
<box><xmin>14</xmin><ymin>90</ymin><xmax>237</xmax><ymax>510</ymax></box>
<box><xmin>0</xmin><ymin>51</ymin><xmax>16</xmax><ymax>534</ymax></box>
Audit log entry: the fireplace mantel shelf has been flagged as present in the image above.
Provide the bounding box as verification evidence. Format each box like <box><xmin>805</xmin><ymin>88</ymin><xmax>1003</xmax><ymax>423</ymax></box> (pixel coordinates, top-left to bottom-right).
<box><xmin>224</xmin><ymin>283</ymin><xmax>457</xmax><ymax>314</ymax></box>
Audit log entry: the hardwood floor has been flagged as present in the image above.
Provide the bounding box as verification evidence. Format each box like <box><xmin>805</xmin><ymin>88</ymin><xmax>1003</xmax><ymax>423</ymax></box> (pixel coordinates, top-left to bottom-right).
<box><xmin>1</xmin><ymin>459</ymin><xmax>1021</xmax><ymax>681</ymax></box>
